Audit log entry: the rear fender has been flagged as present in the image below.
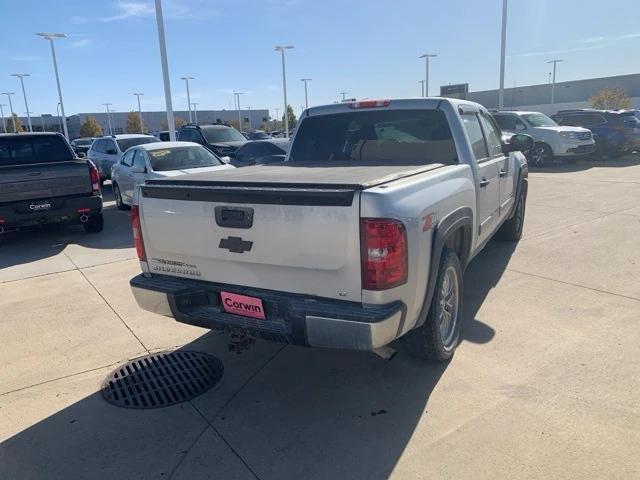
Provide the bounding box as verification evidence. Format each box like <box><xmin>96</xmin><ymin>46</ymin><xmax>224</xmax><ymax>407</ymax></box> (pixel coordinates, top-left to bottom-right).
<box><xmin>413</xmin><ymin>207</ymin><xmax>473</xmax><ymax>329</ymax></box>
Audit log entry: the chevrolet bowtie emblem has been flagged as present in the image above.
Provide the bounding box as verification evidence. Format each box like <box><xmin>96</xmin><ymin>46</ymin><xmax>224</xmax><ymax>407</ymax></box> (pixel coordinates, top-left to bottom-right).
<box><xmin>219</xmin><ymin>236</ymin><xmax>253</xmax><ymax>253</ymax></box>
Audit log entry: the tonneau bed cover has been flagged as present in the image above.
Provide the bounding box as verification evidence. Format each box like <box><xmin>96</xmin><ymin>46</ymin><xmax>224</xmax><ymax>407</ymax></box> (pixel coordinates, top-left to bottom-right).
<box><xmin>143</xmin><ymin>161</ymin><xmax>446</xmax><ymax>190</ymax></box>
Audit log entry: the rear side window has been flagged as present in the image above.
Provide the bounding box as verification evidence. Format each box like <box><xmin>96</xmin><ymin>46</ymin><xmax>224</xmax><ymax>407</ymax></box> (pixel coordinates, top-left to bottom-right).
<box><xmin>91</xmin><ymin>139</ymin><xmax>104</xmax><ymax>153</ymax></box>
<box><xmin>0</xmin><ymin>135</ymin><xmax>73</xmax><ymax>166</ymax></box>
<box><xmin>116</xmin><ymin>137</ymin><xmax>158</xmax><ymax>152</ymax></box>
<box><xmin>461</xmin><ymin>114</ymin><xmax>489</xmax><ymax>160</ymax></box>
<box><xmin>289</xmin><ymin>109</ymin><xmax>456</xmax><ymax>165</ymax></box>
<box><xmin>479</xmin><ymin>113</ymin><xmax>503</xmax><ymax>157</ymax></box>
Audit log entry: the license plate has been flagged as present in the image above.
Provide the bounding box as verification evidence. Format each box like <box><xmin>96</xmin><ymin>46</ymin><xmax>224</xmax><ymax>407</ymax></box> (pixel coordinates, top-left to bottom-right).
<box><xmin>220</xmin><ymin>292</ymin><xmax>266</xmax><ymax>320</ymax></box>
<box><xmin>29</xmin><ymin>200</ymin><xmax>52</xmax><ymax>212</ymax></box>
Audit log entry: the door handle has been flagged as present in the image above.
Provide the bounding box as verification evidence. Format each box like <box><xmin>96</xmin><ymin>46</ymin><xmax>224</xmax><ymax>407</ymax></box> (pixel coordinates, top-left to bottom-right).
<box><xmin>499</xmin><ymin>169</ymin><xmax>507</xmax><ymax>177</ymax></box>
<box><xmin>479</xmin><ymin>178</ymin><xmax>491</xmax><ymax>187</ymax></box>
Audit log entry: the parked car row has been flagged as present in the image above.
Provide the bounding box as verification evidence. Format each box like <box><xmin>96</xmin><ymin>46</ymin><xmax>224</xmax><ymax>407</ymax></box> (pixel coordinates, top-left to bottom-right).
<box><xmin>493</xmin><ymin>107</ymin><xmax>640</xmax><ymax>167</ymax></box>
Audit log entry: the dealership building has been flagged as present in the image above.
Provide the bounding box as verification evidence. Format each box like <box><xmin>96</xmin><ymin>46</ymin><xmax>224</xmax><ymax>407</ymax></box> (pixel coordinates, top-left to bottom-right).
<box><xmin>11</xmin><ymin>109</ymin><xmax>270</xmax><ymax>139</ymax></box>
<box><xmin>442</xmin><ymin>73</ymin><xmax>640</xmax><ymax>114</ymax></box>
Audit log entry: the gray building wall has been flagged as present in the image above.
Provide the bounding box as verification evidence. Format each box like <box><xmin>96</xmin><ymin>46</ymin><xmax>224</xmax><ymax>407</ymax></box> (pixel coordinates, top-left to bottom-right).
<box><xmin>459</xmin><ymin>73</ymin><xmax>640</xmax><ymax>114</ymax></box>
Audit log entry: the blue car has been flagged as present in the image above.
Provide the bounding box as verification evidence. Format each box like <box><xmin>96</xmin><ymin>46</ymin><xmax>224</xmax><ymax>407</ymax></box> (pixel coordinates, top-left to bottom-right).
<box><xmin>552</xmin><ymin>109</ymin><xmax>640</xmax><ymax>157</ymax></box>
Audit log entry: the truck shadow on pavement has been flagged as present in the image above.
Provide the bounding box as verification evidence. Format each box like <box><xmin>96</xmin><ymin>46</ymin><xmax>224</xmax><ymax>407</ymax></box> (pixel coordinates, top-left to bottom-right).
<box><xmin>0</xmin><ymin>241</ymin><xmax>516</xmax><ymax>479</ymax></box>
<box><xmin>0</xmin><ymin>185</ymin><xmax>133</xmax><ymax>275</ymax></box>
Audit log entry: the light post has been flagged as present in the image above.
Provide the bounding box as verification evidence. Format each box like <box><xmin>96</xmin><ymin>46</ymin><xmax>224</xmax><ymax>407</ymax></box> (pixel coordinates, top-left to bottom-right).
<box><xmin>11</xmin><ymin>74</ymin><xmax>32</xmax><ymax>132</ymax></box>
<box><xmin>419</xmin><ymin>53</ymin><xmax>437</xmax><ymax>97</ymax></box>
<box><xmin>339</xmin><ymin>91</ymin><xmax>348</xmax><ymax>101</ymax></box>
<box><xmin>1</xmin><ymin>93</ymin><xmax>17</xmax><ymax>132</ymax></box>
<box><xmin>547</xmin><ymin>59</ymin><xmax>563</xmax><ymax>112</ymax></box>
<box><xmin>0</xmin><ymin>104</ymin><xmax>6</xmax><ymax>133</ymax></box>
<box><xmin>154</xmin><ymin>0</ymin><xmax>176</xmax><ymax>141</ymax></box>
<box><xmin>275</xmin><ymin>45</ymin><xmax>294</xmax><ymax>138</ymax></box>
<box><xmin>418</xmin><ymin>80</ymin><xmax>425</xmax><ymax>97</ymax></box>
<box><xmin>498</xmin><ymin>0</ymin><xmax>507</xmax><ymax>109</ymax></box>
<box><xmin>40</xmin><ymin>115</ymin><xmax>45</xmax><ymax>132</ymax></box>
<box><xmin>301</xmin><ymin>78</ymin><xmax>311</xmax><ymax>109</ymax></box>
<box><xmin>36</xmin><ymin>33</ymin><xmax>69</xmax><ymax>139</ymax></box>
<box><xmin>133</xmin><ymin>93</ymin><xmax>144</xmax><ymax>133</ymax></box>
<box><xmin>181</xmin><ymin>76</ymin><xmax>194</xmax><ymax>123</ymax></box>
<box><xmin>233</xmin><ymin>91</ymin><xmax>244</xmax><ymax>132</ymax></box>
<box><xmin>103</xmin><ymin>103</ymin><xmax>113</xmax><ymax>135</ymax></box>
<box><xmin>191</xmin><ymin>102</ymin><xmax>198</xmax><ymax>124</ymax></box>
<box><xmin>56</xmin><ymin>102</ymin><xmax>62</xmax><ymax>133</ymax></box>
<box><xmin>247</xmin><ymin>105</ymin><xmax>251</xmax><ymax>130</ymax></box>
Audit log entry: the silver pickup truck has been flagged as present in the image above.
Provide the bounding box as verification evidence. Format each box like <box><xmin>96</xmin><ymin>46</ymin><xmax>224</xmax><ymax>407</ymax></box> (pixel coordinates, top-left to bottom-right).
<box><xmin>129</xmin><ymin>98</ymin><xmax>533</xmax><ymax>362</ymax></box>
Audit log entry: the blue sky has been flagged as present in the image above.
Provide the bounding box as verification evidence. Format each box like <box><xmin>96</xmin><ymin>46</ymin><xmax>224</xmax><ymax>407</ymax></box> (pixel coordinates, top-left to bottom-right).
<box><xmin>0</xmin><ymin>0</ymin><xmax>638</xmax><ymax>117</ymax></box>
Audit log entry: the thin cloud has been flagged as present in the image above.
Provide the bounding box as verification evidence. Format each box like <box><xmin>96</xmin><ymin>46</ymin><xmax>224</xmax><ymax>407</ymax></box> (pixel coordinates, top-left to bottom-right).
<box><xmin>577</xmin><ymin>36</ymin><xmax>605</xmax><ymax>44</ymax></box>
<box><xmin>71</xmin><ymin>0</ymin><xmax>216</xmax><ymax>23</ymax></box>
<box><xmin>508</xmin><ymin>45</ymin><xmax>603</xmax><ymax>59</ymax></box>
<box><xmin>7</xmin><ymin>54</ymin><xmax>44</xmax><ymax>62</ymax></box>
<box><xmin>69</xmin><ymin>38</ymin><xmax>93</xmax><ymax>48</ymax></box>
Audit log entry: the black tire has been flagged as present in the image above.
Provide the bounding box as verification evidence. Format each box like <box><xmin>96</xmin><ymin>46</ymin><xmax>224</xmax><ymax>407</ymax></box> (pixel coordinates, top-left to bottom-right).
<box><xmin>113</xmin><ymin>182</ymin><xmax>130</xmax><ymax>211</ymax></box>
<box><xmin>84</xmin><ymin>213</ymin><xmax>104</xmax><ymax>233</ymax></box>
<box><xmin>403</xmin><ymin>249</ymin><xmax>463</xmax><ymax>362</ymax></box>
<box><xmin>501</xmin><ymin>181</ymin><xmax>527</xmax><ymax>241</ymax></box>
<box><xmin>529</xmin><ymin>143</ymin><xmax>553</xmax><ymax>168</ymax></box>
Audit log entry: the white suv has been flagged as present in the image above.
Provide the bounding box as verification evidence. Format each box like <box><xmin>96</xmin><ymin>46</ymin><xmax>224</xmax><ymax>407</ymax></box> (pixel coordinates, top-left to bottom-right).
<box><xmin>492</xmin><ymin>111</ymin><xmax>595</xmax><ymax>167</ymax></box>
<box><xmin>88</xmin><ymin>134</ymin><xmax>159</xmax><ymax>181</ymax></box>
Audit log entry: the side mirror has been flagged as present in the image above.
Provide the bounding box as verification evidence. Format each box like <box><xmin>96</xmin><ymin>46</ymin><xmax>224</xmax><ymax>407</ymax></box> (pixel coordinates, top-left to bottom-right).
<box><xmin>515</xmin><ymin>124</ymin><xmax>527</xmax><ymax>131</ymax></box>
<box><xmin>503</xmin><ymin>134</ymin><xmax>534</xmax><ymax>154</ymax></box>
<box><xmin>220</xmin><ymin>156</ymin><xmax>231</xmax><ymax>163</ymax></box>
<box><xmin>77</xmin><ymin>152</ymin><xmax>86</xmax><ymax>158</ymax></box>
<box><xmin>131</xmin><ymin>164</ymin><xmax>147</xmax><ymax>174</ymax></box>
<box><xmin>106</xmin><ymin>149</ymin><xmax>118</xmax><ymax>155</ymax></box>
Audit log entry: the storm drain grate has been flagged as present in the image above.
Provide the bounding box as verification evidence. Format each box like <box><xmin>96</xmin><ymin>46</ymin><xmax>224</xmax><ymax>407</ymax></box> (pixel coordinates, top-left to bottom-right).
<box><xmin>101</xmin><ymin>351</ymin><xmax>224</xmax><ymax>409</ymax></box>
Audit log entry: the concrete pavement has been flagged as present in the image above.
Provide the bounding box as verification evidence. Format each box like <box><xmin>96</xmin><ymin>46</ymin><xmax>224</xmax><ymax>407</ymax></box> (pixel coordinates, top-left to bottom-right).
<box><xmin>1</xmin><ymin>156</ymin><xmax>639</xmax><ymax>479</ymax></box>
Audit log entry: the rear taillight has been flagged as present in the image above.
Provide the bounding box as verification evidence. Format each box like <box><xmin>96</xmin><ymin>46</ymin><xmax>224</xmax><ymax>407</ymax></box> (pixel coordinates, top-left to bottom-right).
<box><xmin>360</xmin><ymin>218</ymin><xmax>407</xmax><ymax>290</ymax></box>
<box><xmin>88</xmin><ymin>161</ymin><xmax>100</xmax><ymax>192</ymax></box>
<box><xmin>349</xmin><ymin>99</ymin><xmax>391</xmax><ymax>109</ymax></box>
<box><xmin>131</xmin><ymin>205</ymin><xmax>147</xmax><ymax>262</ymax></box>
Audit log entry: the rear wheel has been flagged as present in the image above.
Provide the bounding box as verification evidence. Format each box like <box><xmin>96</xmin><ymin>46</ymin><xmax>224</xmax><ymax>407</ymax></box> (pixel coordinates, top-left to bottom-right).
<box><xmin>403</xmin><ymin>249</ymin><xmax>463</xmax><ymax>362</ymax></box>
<box><xmin>530</xmin><ymin>143</ymin><xmax>553</xmax><ymax>168</ymax></box>
<box><xmin>84</xmin><ymin>213</ymin><xmax>104</xmax><ymax>233</ymax></box>
<box><xmin>113</xmin><ymin>183</ymin><xmax>129</xmax><ymax>211</ymax></box>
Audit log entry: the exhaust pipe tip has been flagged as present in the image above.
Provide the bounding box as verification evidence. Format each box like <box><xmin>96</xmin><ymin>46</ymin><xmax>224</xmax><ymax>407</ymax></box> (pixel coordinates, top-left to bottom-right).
<box><xmin>80</xmin><ymin>214</ymin><xmax>89</xmax><ymax>223</ymax></box>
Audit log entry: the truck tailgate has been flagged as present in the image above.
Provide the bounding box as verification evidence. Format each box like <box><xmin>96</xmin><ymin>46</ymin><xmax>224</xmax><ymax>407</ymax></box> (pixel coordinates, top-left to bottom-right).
<box><xmin>139</xmin><ymin>183</ymin><xmax>363</xmax><ymax>302</ymax></box>
<box><xmin>0</xmin><ymin>161</ymin><xmax>92</xmax><ymax>204</ymax></box>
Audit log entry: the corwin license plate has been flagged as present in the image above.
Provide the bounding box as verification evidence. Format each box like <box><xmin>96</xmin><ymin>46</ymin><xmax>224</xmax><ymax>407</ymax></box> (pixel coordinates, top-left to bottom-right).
<box><xmin>220</xmin><ymin>291</ymin><xmax>266</xmax><ymax>320</ymax></box>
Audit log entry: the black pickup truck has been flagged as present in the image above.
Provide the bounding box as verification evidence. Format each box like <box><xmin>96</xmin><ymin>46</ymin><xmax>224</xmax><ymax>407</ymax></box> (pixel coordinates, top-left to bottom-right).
<box><xmin>0</xmin><ymin>133</ymin><xmax>103</xmax><ymax>234</ymax></box>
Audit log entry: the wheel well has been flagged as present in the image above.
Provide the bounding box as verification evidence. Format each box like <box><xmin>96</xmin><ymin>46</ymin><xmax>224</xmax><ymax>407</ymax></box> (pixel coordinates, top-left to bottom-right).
<box><xmin>444</xmin><ymin>226</ymin><xmax>471</xmax><ymax>268</ymax></box>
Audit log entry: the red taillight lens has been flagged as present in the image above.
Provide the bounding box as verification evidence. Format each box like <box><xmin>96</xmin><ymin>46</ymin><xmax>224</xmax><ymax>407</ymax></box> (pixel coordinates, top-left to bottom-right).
<box><xmin>88</xmin><ymin>161</ymin><xmax>100</xmax><ymax>192</ymax></box>
<box><xmin>360</xmin><ymin>218</ymin><xmax>407</xmax><ymax>290</ymax></box>
<box><xmin>349</xmin><ymin>99</ymin><xmax>391</xmax><ymax>109</ymax></box>
<box><xmin>131</xmin><ymin>205</ymin><xmax>147</xmax><ymax>262</ymax></box>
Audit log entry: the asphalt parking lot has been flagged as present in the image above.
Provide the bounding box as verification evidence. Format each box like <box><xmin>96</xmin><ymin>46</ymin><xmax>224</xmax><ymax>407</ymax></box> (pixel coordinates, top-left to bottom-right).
<box><xmin>1</xmin><ymin>156</ymin><xmax>640</xmax><ymax>480</ymax></box>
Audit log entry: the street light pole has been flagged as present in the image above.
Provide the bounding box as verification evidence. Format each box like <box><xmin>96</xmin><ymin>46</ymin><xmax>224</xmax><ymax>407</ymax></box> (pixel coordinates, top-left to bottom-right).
<box><xmin>418</xmin><ymin>80</ymin><xmax>425</xmax><ymax>97</ymax></box>
<box><xmin>103</xmin><ymin>103</ymin><xmax>113</xmax><ymax>135</ymax></box>
<box><xmin>1</xmin><ymin>93</ymin><xmax>17</xmax><ymax>132</ymax></box>
<box><xmin>498</xmin><ymin>0</ymin><xmax>508</xmax><ymax>110</ymax></box>
<box><xmin>11</xmin><ymin>74</ymin><xmax>32</xmax><ymax>132</ymax></box>
<box><xmin>154</xmin><ymin>0</ymin><xmax>176</xmax><ymax>141</ymax></box>
<box><xmin>234</xmin><ymin>91</ymin><xmax>244</xmax><ymax>132</ymax></box>
<box><xmin>247</xmin><ymin>105</ymin><xmax>251</xmax><ymax>130</ymax></box>
<box><xmin>40</xmin><ymin>115</ymin><xmax>45</xmax><ymax>132</ymax></box>
<box><xmin>133</xmin><ymin>93</ymin><xmax>144</xmax><ymax>133</ymax></box>
<box><xmin>419</xmin><ymin>53</ymin><xmax>437</xmax><ymax>97</ymax></box>
<box><xmin>37</xmin><ymin>33</ymin><xmax>68</xmax><ymax>139</ymax></box>
<box><xmin>547</xmin><ymin>59</ymin><xmax>563</xmax><ymax>112</ymax></box>
<box><xmin>301</xmin><ymin>78</ymin><xmax>311</xmax><ymax>109</ymax></box>
<box><xmin>0</xmin><ymin>104</ymin><xmax>6</xmax><ymax>133</ymax></box>
<box><xmin>181</xmin><ymin>76</ymin><xmax>194</xmax><ymax>123</ymax></box>
<box><xmin>56</xmin><ymin>102</ymin><xmax>62</xmax><ymax>133</ymax></box>
<box><xmin>275</xmin><ymin>45</ymin><xmax>294</xmax><ymax>138</ymax></box>
<box><xmin>191</xmin><ymin>102</ymin><xmax>198</xmax><ymax>124</ymax></box>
